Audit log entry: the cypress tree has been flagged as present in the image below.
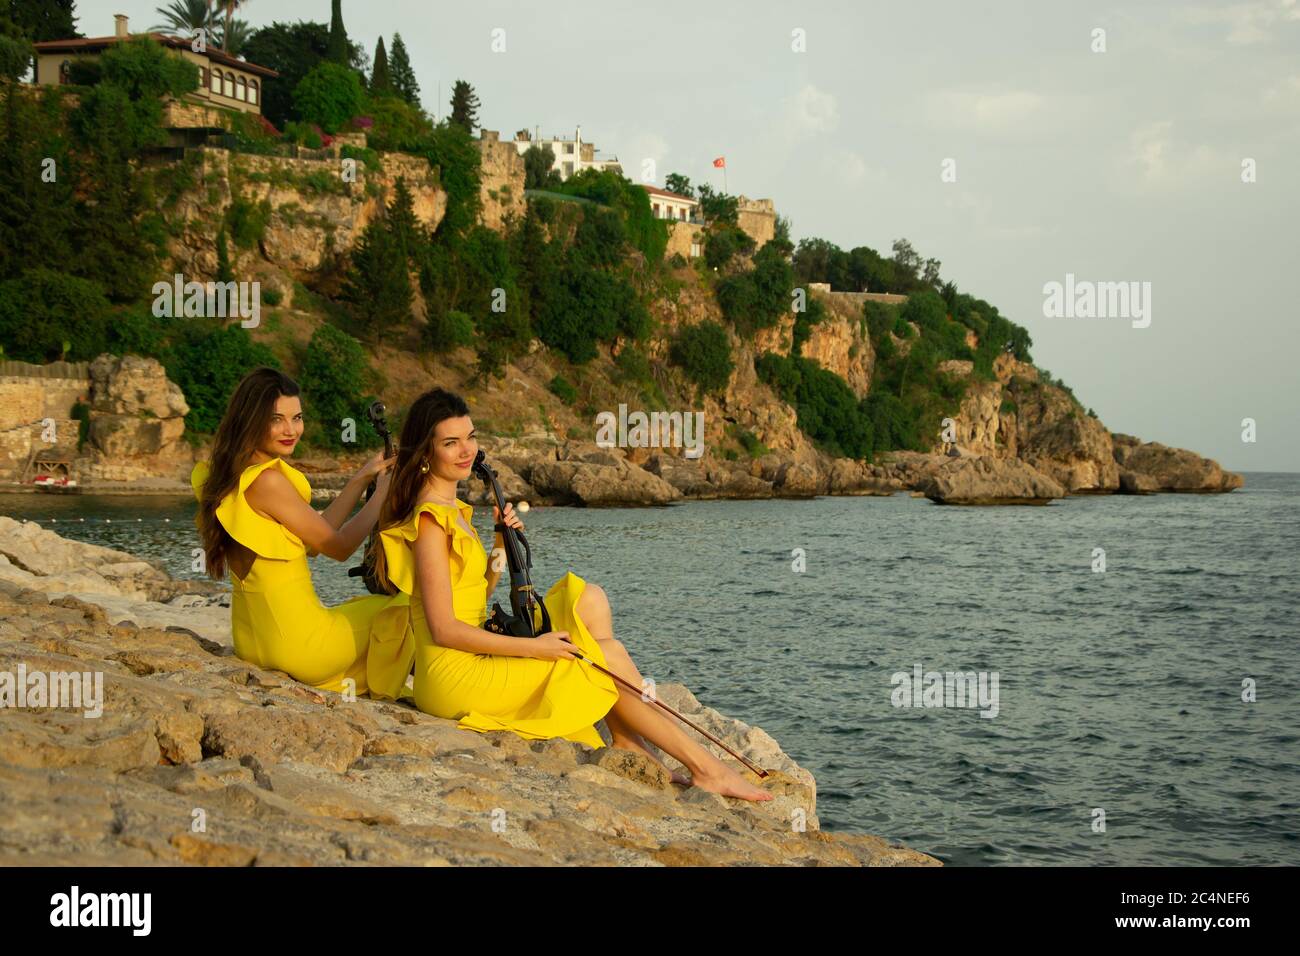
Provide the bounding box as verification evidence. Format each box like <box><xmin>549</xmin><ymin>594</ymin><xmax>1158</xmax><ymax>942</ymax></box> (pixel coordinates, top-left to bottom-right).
<box><xmin>344</xmin><ymin>215</ymin><xmax>411</xmax><ymax>344</ymax></box>
<box><xmin>389</xmin><ymin>33</ymin><xmax>420</xmax><ymax>106</ymax></box>
<box><xmin>385</xmin><ymin>177</ymin><xmax>425</xmax><ymax>265</ymax></box>
<box><xmin>326</xmin><ymin>0</ymin><xmax>349</xmax><ymax>64</ymax></box>
<box><xmin>370</xmin><ymin>35</ymin><xmax>391</xmax><ymax>93</ymax></box>
<box><xmin>448</xmin><ymin>79</ymin><xmax>479</xmax><ymax>133</ymax></box>
<box><xmin>215</xmin><ymin>229</ymin><xmax>234</xmax><ymax>282</ymax></box>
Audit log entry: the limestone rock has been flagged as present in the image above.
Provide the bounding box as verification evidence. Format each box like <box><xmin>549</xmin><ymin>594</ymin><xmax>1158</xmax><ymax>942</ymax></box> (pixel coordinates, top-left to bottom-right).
<box><xmin>920</xmin><ymin>456</ymin><xmax>1066</xmax><ymax>505</ymax></box>
<box><xmin>84</xmin><ymin>354</ymin><xmax>193</xmax><ymax>482</ymax></box>
<box><xmin>1007</xmin><ymin>377</ymin><xmax>1119</xmax><ymax>492</ymax></box>
<box><xmin>1112</xmin><ymin>434</ymin><xmax>1243</xmax><ymax>493</ymax></box>
<box><xmin>528</xmin><ymin>448</ymin><xmax>682</xmax><ymax>506</ymax></box>
<box><xmin>0</xmin><ymin>542</ymin><xmax>938</xmax><ymax>866</ymax></box>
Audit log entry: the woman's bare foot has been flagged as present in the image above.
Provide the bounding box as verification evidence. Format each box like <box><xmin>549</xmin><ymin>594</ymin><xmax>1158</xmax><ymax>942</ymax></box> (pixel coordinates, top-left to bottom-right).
<box><xmin>688</xmin><ymin>758</ymin><xmax>773</xmax><ymax>802</ymax></box>
<box><xmin>610</xmin><ymin>735</ymin><xmax>691</xmax><ymax>786</ymax></box>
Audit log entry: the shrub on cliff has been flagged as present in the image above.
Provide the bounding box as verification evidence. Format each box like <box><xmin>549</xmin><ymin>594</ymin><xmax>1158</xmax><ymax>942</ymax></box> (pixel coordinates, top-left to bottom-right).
<box><xmin>791</xmin><ymin>293</ymin><xmax>828</xmax><ymax>357</ymax></box>
<box><xmin>754</xmin><ymin>352</ymin><xmax>873</xmax><ymax>459</ymax></box>
<box><xmin>423</xmin><ymin>310</ymin><xmax>474</xmax><ymax>354</ymax></box>
<box><xmin>0</xmin><ymin>269</ymin><xmax>110</xmax><ymax>362</ymax></box>
<box><xmin>863</xmin><ymin>300</ymin><xmax>897</xmax><ymax>340</ymax></box>
<box><xmin>547</xmin><ymin>374</ymin><xmax>578</xmax><ymax>406</ymax></box>
<box><xmin>167</xmin><ymin>322</ymin><xmax>279</xmax><ymax>433</ymax></box>
<box><xmin>301</xmin><ymin>323</ymin><xmax>380</xmax><ymax>449</ymax></box>
<box><xmin>556</xmin><ymin>168</ymin><xmax>667</xmax><ymax>264</ymax></box>
<box><xmin>293</xmin><ymin>61</ymin><xmax>364</xmax><ymax>134</ymax></box>
<box><xmin>704</xmin><ymin>223</ymin><xmax>754</xmax><ymax>270</ymax></box>
<box><xmin>533</xmin><ymin>265</ymin><xmax>646</xmax><ymax>365</ymax></box>
<box><xmin>715</xmin><ymin>243</ymin><xmax>795</xmax><ymax>336</ymax></box>
<box><xmin>669</xmin><ymin>320</ymin><xmax>733</xmax><ymax>397</ymax></box>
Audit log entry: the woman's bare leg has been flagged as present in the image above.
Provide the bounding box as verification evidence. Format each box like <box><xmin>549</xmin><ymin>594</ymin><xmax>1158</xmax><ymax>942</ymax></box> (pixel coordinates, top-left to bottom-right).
<box><xmin>576</xmin><ymin>583</ymin><xmax>771</xmax><ymax>801</ymax></box>
<box><xmin>575</xmin><ymin>584</ymin><xmax>684</xmax><ymax>780</ymax></box>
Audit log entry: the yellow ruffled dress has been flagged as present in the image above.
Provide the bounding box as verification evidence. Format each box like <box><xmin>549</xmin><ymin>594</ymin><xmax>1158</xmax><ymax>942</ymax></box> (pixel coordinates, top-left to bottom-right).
<box><xmin>367</xmin><ymin>499</ymin><xmax>619</xmax><ymax>749</ymax></box>
<box><xmin>191</xmin><ymin>457</ymin><xmax>390</xmax><ymax>695</ymax></box>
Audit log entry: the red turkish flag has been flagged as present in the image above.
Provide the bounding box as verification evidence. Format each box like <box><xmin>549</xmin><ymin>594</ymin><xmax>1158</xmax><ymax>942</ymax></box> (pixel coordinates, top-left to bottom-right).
<box><xmin>712</xmin><ymin>156</ymin><xmax>726</xmax><ymax>168</ymax></box>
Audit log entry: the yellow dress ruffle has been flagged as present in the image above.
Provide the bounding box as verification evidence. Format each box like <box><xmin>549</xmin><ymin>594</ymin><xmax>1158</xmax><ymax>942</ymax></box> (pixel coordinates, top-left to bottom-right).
<box><xmin>367</xmin><ymin>499</ymin><xmax>618</xmax><ymax>749</ymax></box>
<box><xmin>192</xmin><ymin>457</ymin><xmax>389</xmax><ymax>695</ymax></box>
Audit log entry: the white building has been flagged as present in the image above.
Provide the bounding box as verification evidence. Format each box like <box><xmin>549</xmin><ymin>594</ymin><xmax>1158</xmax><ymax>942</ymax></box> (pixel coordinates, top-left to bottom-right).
<box><xmin>513</xmin><ymin>125</ymin><xmax>622</xmax><ymax>181</ymax></box>
<box><xmin>640</xmin><ymin>185</ymin><xmax>699</xmax><ymax>222</ymax></box>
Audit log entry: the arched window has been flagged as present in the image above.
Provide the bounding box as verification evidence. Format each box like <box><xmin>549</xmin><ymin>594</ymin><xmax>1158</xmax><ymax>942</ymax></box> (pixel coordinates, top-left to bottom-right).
<box><xmin>210</xmin><ymin>67</ymin><xmax>221</xmax><ymax>94</ymax></box>
<box><xmin>248</xmin><ymin>80</ymin><xmax>258</xmax><ymax>106</ymax></box>
<box><xmin>236</xmin><ymin>76</ymin><xmax>246</xmax><ymax>101</ymax></box>
<box><xmin>223</xmin><ymin>72</ymin><xmax>234</xmax><ymax>98</ymax></box>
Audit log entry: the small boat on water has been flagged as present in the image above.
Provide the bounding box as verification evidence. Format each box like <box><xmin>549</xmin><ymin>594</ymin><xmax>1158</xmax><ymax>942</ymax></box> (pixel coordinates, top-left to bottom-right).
<box><xmin>33</xmin><ymin>474</ymin><xmax>80</xmax><ymax>494</ymax></box>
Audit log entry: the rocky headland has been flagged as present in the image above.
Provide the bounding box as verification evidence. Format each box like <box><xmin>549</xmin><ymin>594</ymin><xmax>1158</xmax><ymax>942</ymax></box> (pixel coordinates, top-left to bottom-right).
<box><xmin>0</xmin><ymin>520</ymin><xmax>937</xmax><ymax>867</ymax></box>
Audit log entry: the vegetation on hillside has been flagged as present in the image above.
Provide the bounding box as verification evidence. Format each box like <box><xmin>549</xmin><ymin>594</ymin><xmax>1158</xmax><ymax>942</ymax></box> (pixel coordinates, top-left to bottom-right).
<box><xmin>0</xmin><ymin>0</ymin><xmax>1047</xmax><ymax>466</ymax></box>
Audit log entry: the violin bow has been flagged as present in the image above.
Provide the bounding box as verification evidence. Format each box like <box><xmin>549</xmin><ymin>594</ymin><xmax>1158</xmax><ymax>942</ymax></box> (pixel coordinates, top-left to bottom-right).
<box><xmin>571</xmin><ymin>650</ymin><xmax>770</xmax><ymax>779</ymax></box>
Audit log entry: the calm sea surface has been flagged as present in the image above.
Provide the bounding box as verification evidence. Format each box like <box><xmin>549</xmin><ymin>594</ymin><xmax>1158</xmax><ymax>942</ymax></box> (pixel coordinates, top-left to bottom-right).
<box><xmin>3</xmin><ymin>472</ymin><xmax>1297</xmax><ymax>866</ymax></box>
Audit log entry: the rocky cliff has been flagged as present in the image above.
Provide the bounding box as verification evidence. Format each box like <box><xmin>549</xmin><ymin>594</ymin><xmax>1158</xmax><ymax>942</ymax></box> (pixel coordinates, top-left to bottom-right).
<box><xmin>0</xmin><ymin>523</ymin><xmax>937</xmax><ymax>867</ymax></box>
<box><xmin>0</xmin><ymin>356</ymin><xmax>194</xmax><ymax>486</ymax></box>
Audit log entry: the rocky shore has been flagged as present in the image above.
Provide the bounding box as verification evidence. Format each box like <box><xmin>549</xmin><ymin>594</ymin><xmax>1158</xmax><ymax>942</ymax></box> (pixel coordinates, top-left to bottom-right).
<box><xmin>2</xmin><ymin>344</ymin><xmax>1242</xmax><ymax>508</ymax></box>
<box><xmin>0</xmin><ymin>521</ymin><xmax>937</xmax><ymax>867</ymax></box>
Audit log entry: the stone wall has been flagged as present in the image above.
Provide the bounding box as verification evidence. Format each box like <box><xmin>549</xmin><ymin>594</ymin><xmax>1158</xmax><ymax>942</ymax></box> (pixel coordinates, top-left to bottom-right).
<box><xmin>0</xmin><ymin>362</ymin><xmax>91</xmax><ymax>482</ymax></box>
<box><xmin>478</xmin><ymin>130</ymin><xmax>527</xmax><ymax>232</ymax></box>
<box><xmin>737</xmin><ymin>195</ymin><xmax>776</xmax><ymax>249</ymax></box>
<box><xmin>665</xmin><ymin>219</ymin><xmax>705</xmax><ymax>260</ymax></box>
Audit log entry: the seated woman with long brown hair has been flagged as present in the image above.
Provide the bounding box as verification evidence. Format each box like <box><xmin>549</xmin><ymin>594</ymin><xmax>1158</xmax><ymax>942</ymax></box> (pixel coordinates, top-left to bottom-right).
<box><xmin>192</xmin><ymin>367</ymin><xmax>394</xmax><ymax>695</ymax></box>
<box><xmin>366</xmin><ymin>387</ymin><xmax>771</xmax><ymax>801</ymax></box>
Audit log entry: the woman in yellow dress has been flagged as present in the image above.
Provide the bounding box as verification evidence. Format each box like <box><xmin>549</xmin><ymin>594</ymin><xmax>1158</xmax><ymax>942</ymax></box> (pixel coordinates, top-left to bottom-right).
<box><xmin>367</xmin><ymin>387</ymin><xmax>771</xmax><ymax>802</ymax></box>
<box><xmin>192</xmin><ymin>367</ymin><xmax>394</xmax><ymax>695</ymax></box>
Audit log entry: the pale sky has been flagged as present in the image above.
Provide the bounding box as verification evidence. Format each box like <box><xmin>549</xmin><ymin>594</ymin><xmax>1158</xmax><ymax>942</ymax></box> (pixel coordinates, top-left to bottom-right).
<box><xmin>86</xmin><ymin>0</ymin><xmax>1300</xmax><ymax>471</ymax></box>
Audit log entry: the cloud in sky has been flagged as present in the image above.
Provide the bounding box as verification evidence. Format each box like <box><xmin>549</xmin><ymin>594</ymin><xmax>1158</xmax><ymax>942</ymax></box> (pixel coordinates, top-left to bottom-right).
<box><xmin>923</xmin><ymin>90</ymin><xmax>1047</xmax><ymax>130</ymax></box>
<box><xmin>1181</xmin><ymin>0</ymin><xmax>1300</xmax><ymax>45</ymax></box>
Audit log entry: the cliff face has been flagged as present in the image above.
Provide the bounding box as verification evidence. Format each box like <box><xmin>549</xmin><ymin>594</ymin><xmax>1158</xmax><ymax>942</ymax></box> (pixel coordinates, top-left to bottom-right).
<box><xmin>165</xmin><ymin>148</ymin><xmax>446</xmax><ymax>291</ymax></box>
<box><xmin>3</xmin><ymin>132</ymin><xmax>1234</xmax><ymax>502</ymax></box>
<box><xmin>477</xmin><ymin>131</ymin><xmax>527</xmax><ymax>231</ymax></box>
<box><xmin>791</xmin><ymin>290</ymin><xmax>1232</xmax><ymax>499</ymax></box>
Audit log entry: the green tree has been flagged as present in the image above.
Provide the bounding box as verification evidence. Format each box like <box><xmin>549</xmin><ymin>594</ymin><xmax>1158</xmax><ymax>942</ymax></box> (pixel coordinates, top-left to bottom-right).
<box><xmin>7</xmin><ymin>0</ymin><xmax>78</xmax><ymax>43</ymax></box>
<box><xmin>215</xmin><ymin>228</ymin><xmax>234</xmax><ymax>281</ymax></box>
<box><xmin>385</xmin><ymin>176</ymin><xmax>426</xmax><ymax>264</ymax></box>
<box><xmin>344</xmin><ymin>215</ymin><xmax>411</xmax><ymax>344</ymax></box>
<box><xmin>669</xmin><ymin>320</ymin><xmax>733</xmax><ymax>396</ymax></box>
<box><xmin>664</xmin><ymin>173</ymin><xmax>692</xmax><ymax>198</ymax></box>
<box><xmin>151</xmin><ymin>0</ymin><xmax>215</xmax><ymax>38</ymax></box>
<box><xmin>523</xmin><ymin>144</ymin><xmax>560</xmax><ymax>190</ymax></box>
<box><xmin>388</xmin><ymin>32</ymin><xmax>420</xmax><ymax>106</ymax></box>
<box><xmin>0</xmin><ymin>269</ymin><xmax>109</xmax><ymax>362</ymax></box>
<box><xmin>0</xmin><ymin>19</ymin><xmax>34</xmax><ymax>79</ymax></box>
<box><xmin>448</xmin><ymin>79</ymin><xmax>479</xmax><ymax>132</ymax></box>
<box><xmin>293</xmin><ymin>60</ymin><xmax>363</xmax><ymax>133</ymax></box>
<box><xmin>301</xmin><ymin>322</ymin><xmax>378</xmax><ymax>449</ymax></box>
<box><xmin>369</xmin><ymin>35</ymin><xmax>391</xmax><ymax>94</ymax></box>
<box><xmin>243</xmin><ymin>21</ymin><xmax>365</xmax><ymax>128</ymax></box>
<box><xmin>168</xmin><ymin>322</ymin><xmax>279</xmax><ymax>433</ymax></box>
<box><xmin>695</xmin><ymin>183</ymin><xmax>738</xmax><ymax>225</ymax></box>
<box><xmin>326</xmin><ymin>0</ymin><xmax>348</xmax><ymax>64</ymax></box>
<box><xmin>69</xmin><ymin>38</ymin><xmax>198</xmax><ymax>299</ymax></box>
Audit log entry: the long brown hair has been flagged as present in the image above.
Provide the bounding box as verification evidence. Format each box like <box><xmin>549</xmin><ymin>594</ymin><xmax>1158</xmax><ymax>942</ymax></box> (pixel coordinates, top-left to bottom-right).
<box><xmin>197</xmin><ymin>367</ymin><xmax>302</xmax><ymax>579</ymax></box>
<box><xmin>372</xmin><ymin>387</ymin><xmax>471</xmax><ymax>593</ymax></box>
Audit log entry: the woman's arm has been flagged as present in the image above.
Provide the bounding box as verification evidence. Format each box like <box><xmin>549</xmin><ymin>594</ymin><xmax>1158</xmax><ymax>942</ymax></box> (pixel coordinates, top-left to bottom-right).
<box><xmin>413</xmin><ymin>511</ymin><xmax>539</xmax><ymax>658</ymax></box>
<box><xmin>245</xmin><ymin>467</ymin><xmax>389</xmax><ymax>562</ymax></box>
<box><xmin>320</xmin><ymin>451</ymin><xmax>390</xmax><ymax>530</ymax></box>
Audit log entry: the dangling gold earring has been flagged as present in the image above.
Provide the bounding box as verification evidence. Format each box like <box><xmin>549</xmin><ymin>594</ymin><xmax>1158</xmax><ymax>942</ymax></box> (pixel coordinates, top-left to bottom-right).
<box><xmin>419</xmin><ymin>458</ymin><xmax>430</xmax><ymax>474</ymax></box>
